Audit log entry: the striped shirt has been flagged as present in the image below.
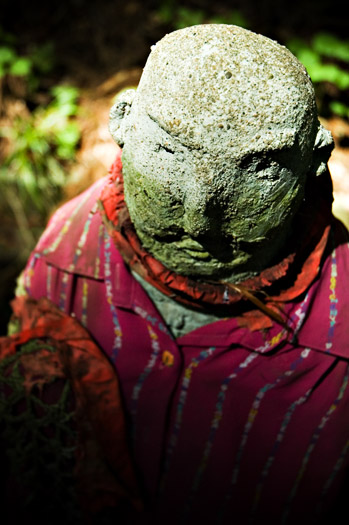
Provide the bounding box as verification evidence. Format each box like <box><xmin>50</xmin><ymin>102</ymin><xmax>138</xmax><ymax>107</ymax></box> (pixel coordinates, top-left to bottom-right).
<box><xmin>23</xmin><ymin>175</ymin><xmax>349</xmax><ymax>524</ymax></box>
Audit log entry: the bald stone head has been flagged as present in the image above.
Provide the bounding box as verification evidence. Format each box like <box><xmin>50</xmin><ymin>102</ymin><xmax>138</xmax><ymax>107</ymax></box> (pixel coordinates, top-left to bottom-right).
<box><xmin>109</xmin><ymin>24</ymin><xmax>333</xmax><ymax>281</ymax></box>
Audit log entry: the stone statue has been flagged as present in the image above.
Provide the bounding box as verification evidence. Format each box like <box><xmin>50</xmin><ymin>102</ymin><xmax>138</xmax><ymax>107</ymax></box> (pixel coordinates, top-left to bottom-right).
<box><xmin>109</xmin><ymin>24</ymin><xmax>334</xmax><ymax>336</ymax></box>
<box><xmin>1</xmin><ymin>24</ymin><xmax>348</xmax><ymax>525</ymax></box>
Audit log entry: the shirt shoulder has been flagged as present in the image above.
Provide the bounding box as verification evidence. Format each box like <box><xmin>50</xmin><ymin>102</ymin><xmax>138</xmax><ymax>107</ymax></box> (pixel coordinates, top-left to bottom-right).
<box><xmin>31</xmin><ymin>176</ymin><xmax>123</xmax><ymax>279</ymax></box>
<box><xmin>296</xmin><ymin>219</ymin><xmax>349</xmax><ymax>358</ymax></box>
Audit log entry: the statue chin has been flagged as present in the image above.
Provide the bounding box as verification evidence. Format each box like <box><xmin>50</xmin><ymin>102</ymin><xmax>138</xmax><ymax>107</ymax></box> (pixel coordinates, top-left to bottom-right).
<box><xmin>134</xmin><ymin>226</ymin><xmax>287</xmax><ymax>283</ymax></box>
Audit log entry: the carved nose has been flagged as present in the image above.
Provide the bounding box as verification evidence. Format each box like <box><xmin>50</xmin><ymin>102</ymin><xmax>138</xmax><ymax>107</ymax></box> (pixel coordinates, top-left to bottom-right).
<box><xmin>183</xmin><ymin>183</ymin><xmax>218</xmax><ymax>238</ymax></box>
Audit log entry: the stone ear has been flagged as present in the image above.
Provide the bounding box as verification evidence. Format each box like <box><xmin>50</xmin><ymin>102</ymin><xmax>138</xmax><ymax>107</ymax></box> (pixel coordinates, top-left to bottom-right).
<box><xmin>310</xmin><ymin>123</ymin><xmax>334</xmax><ymax>176</ymax></box>
<box><xmin>109</xmin><ymin>88</ymin><xmax>136</xmax><ymax>147</ymax></box>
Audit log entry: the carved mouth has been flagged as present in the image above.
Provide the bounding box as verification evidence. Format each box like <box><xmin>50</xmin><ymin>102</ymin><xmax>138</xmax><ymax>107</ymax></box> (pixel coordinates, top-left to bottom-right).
<box><xmin>182</xmin><ymin>248</ymin><xmax>211</xmax><ymax>259</ymax></box>
<box><xmin>173</xmin><ymin>238</ymin><xmax>211</xmax><ymax>259</ymax></box>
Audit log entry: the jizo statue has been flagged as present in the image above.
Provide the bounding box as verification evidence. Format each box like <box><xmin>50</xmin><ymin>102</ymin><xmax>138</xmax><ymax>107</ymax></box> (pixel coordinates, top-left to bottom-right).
<box><xmin>109</xmin><ymin>24</ymin><xmax>333</xmax><ymax>281</ymax></box>
<box><xmin>1</xmin><ymin>24</ymin><xmax>349</xmax><ymax>525</ymax></box>
<box><xmin>108</xmin><ymin>23</ymin><xmax>334</xmax><ymax>336</ymax></box>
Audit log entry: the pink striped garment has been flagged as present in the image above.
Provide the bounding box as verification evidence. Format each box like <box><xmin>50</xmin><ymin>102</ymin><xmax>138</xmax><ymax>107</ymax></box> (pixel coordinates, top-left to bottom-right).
<box><xmin>23</xmin><ymin>176</ymin><xmax>349</xmax><ymax>524</ymax></box>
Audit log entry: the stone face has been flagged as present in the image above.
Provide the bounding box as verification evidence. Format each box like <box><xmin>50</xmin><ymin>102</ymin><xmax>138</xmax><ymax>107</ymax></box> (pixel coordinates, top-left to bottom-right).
<box><xmin>109</xmin><ymin>24</ymin><xmax>333</xmax><ymax>281</ymax></box>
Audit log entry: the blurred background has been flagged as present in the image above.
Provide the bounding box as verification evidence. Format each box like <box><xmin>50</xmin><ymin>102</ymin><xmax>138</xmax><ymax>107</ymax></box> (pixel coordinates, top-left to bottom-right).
<box><xmin>1</xmin><ymin>0</ymin><xmax>349</xmax><ymax>334</ymax></box>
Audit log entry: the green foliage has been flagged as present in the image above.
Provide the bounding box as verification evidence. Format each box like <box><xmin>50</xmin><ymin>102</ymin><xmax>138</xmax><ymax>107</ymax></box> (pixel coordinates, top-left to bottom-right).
<box><xmin>0</xmin><ymin>45</ymin><xmax>32</xmax><ymax>77</ymax></box>
<box><xmin>156</xmin><ymin>2</ymin><xmax>249</xmax><ymax>30</ymax></box>
<box><xmin>173</xmin><ymin>6</ymin><xmax>206</xmax><ymax>28</ymax></box>
<box><xmin>210</xmin><ymin>11</ymin><xmax>249</xmax><ymax>28</ymax></box>
<box><xmin>287</xmin><ymin>33</ymin><xmax>349</xmax><ymax>119</ymax></box>
<box><xmin>329</xmin><ymin>101</ymin><xmax>349</xmax><ymax>118</ymax></box>
<box><xmin>0</xmin><ymin>29</ymin><xmax>54</xmax><ymax>92</ymax></box>
<box><xmin>312</xmin><ymin>33</ymin><xmax>349</xmax><ymax>63</ymax></box>
<box><xmin>0</xmin><ymin>29</ymin><xmax>81</xmax><ymax>251</ymax></box>
<box><xmin>1</xmin><ymin>85</ymin><xmax>80</xmax><ymax>217</ymax></box>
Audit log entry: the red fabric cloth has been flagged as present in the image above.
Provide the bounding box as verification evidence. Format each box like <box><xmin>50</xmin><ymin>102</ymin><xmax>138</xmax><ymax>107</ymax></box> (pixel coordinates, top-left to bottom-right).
<box><xmin>0</xmin><ymin>295</ymin><xmax>142</xmax><ymax>518</ymax></box>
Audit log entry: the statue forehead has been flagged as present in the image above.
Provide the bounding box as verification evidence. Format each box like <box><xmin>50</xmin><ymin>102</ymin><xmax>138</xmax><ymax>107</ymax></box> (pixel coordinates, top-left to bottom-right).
<box><xmin>133</xmin><ymin>24</ymin><xmax>317</xmax><ymax>156</ymax></box>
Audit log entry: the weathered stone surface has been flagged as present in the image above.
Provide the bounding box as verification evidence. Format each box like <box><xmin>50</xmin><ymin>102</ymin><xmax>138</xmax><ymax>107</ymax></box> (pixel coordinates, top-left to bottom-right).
<box><xmin>134</xmin><ymin>24</ymin><xmax>317</xmax><ymax>159</ymax></box>
<box><xmin>109</xmin><ymin>24</ymin><xmax>334</xmax><ymax>282</ymax></box>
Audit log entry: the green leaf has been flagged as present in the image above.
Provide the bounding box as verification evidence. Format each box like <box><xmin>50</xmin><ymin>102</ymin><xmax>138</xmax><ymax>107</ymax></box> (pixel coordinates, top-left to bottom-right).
<box><xmin>55</xmin><ymin>123</ymin><xmax>80</xmax><ymax>148</ymax></box>
<box><xmin>175</xmin><ymin>7</ymin><xmax>205</xmax><ymax>29</ymax></box>
<box><xmin>0</xmin><ymin>45</ymin><xmax>16</xmax><ymax>65</ymax></box>
<box><xmin>37</xmin><ymin>109</ymin><xmax>65</xmax><ymax>133</ymax></box>
<box><xmin>51</xmin><ymin>102</ymin><xmax>78</xmax><ymax>118</ymax></box>
<box><xmin>308</xmin><ymin>62</ymin><xmax>349</xmax><ymax>89</ymax></box>
<box><xmin>19</xmin><ymin>169</ymin><xmax>38</xmax><ymax>199</ymax></box>
<box><xmin>17</xmin><ymin>168</ymin><xmax>47</xmax><ymax>212</ymax></box>
<box><xmin>46</xmin><ymin>157</ymin><xmax>67</xmax><ymax>186</ymax></box>
<box><xmin>0</xmin><ymin>165</ymin><xmax>8</xmax><ymax>181</ymax></box>
<box><xmin>313</xmin><ymin>33</ymin><xmax>349</xmax><ymax>63</ymax></box>
<box><xmin>51</xmin><ymin>85</ymin><xmax>79</xmax><ymax>106</ymax></box>
<box><xmin>29</xmin><ymin>137</ymin><xmax>50</xmax><ymax>155</ymax></box>
<box><xmin>296</xmin><ymin>48</ymin><xmax>321</xmax><ymax>70</ymax></box>
<box><xmin>334</xmin><ymin>69</ymin><xmax>349</xmax><ymax>90</ymax></box>
<box><xmin>9</xmin><ymin>57</ymin><xmax>32</xmax><ymax>76</ymax></box>
<box><xmin>56</xmin><ymin>146</ymin><xmax>71</xmax><ymax>159</ymax></box>
<box><xmin>211</xmin><ymin>10</ymin><xmax>249</xmax><ymax>28</ymax></box>
<box><xmin>329</xmin><ymin>101</ymin><xmax>349</xmax><ymax>118</ymax></box>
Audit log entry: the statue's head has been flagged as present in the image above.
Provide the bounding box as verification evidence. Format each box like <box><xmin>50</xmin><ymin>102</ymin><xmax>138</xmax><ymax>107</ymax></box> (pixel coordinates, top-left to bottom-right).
<box><xmin>109</xmin><ymin>24</ymin><xmax>333</xmax><ymax>281</ymax></box>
